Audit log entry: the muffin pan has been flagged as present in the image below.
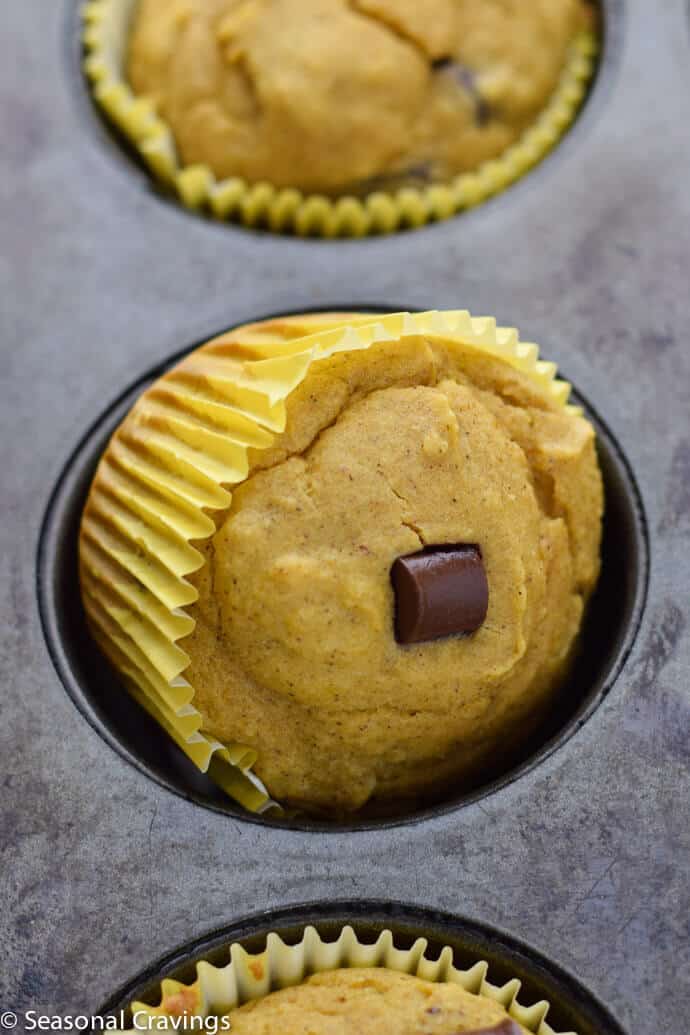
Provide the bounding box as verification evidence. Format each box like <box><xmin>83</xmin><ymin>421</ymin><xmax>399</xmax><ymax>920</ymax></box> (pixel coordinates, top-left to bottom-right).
<box><xmin>3</xmin><ymin>0</ymin><xmax>689</xmax><ymax>1031</ymax></box>
<box><xmin>37</xmin><ymin>314</ymin><xmax>648</xmax><ymax>830</ymax></box>
<box><xmin>97</xmin><ymin>903</ymin><xmax>626</xmax><ymax>1035</ymax></box>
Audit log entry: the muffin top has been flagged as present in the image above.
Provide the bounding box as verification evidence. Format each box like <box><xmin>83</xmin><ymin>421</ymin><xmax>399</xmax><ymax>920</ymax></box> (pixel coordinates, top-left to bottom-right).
<box><xmin>79</xmin><ymin>311</ymin><xmax>603</xmax><ymax>816</ymax></box>
<box><xmin>127</xmin><ymin>0</ymin><xmax>592</xmax><ymax>194</ymax></box>
<box><xmin>225</xmin><ymin>967</ymin><xmax>529</xmax><ymax>1034</ymax></box>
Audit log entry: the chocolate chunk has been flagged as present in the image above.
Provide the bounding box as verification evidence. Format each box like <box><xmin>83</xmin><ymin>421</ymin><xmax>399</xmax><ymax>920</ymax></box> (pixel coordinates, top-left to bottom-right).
<box><xmin>352</xmin><ymin>160</ymin><xmax>434</xmax><ymax>195</ymax></box>
<box><xmin>462</xmin><ymin>1021</ymin><xmax>524</xmax><ymax>1035</ymax></box>
<box><xmin>433</xmin><ymin>59</ymin><xmax>492</xmax><ymax>126</ymax></box>
<box><xmin>391</xmin><ymin>544</ymin><xmax>488</xmax><ymax>645</ymax></box>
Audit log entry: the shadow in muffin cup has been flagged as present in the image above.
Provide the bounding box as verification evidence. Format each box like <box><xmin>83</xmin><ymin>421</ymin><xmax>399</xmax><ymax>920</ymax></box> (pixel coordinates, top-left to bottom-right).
<box><xmin>36</xmin><ymin>308</ymin><xmax>649</xmax><ymax>832</ymax></box>
<box><xmin>95</xmin><ymin>900</ymin><xmax>627</xmax><ymax>1035</ymax></box>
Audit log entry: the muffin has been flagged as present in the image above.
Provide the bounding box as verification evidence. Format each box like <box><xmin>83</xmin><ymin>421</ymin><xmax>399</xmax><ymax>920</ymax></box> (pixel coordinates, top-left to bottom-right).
<box><xmin>78</xmin><ymin>310</ymin><xmax>603</xmax><ymax>816</ymax></box>
<box><xmin>224</xmin><ymin>969</ymin><xmax>528</xmax><ymax>1033</ymax></box>
<box><xmin>127</xmin><ymin>0</ymin><xmax>594</xmax><ymax>194</ymax></box>
<box><xmin>83</xmin><ymin>1</ymin><xmax>598</xmax><ymax>232</ymax></box>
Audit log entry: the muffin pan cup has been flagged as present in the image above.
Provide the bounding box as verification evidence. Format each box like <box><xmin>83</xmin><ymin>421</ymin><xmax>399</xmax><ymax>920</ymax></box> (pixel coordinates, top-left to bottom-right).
<box><xmin>80</xmin><ymin>0</ymin><xmax>599</xmax><ymax>236</ymax></box>
<box><xmin>3</xmin><ymin>0</ymin><xmax>690</xmax><ymax>1030</ymax></box>
<box><xmin>37</xmin><ymin>309</ymin><xmax>648</xmax><ymax>831</ymax></box>
<box><xmin>98</xmin><ymin>903</ymin><xmax>626</xmax><ymax>1035</ymax></box>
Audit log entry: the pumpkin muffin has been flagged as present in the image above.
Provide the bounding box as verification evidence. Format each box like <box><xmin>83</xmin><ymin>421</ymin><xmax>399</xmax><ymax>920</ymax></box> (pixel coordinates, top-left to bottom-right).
<box><xmin>224</xmin><ymin>968</ymin><xmax>528</xmax><ymax>1034</ymax></box>
<box><xmin>126</xmin><ymin>0</ymin><xmax>595</xmax><ymax>195</ymax></box>
<box><xmin>78</xmin><ymin>311</ymin><xmax>603</xmax><ymax>816</ymax></box>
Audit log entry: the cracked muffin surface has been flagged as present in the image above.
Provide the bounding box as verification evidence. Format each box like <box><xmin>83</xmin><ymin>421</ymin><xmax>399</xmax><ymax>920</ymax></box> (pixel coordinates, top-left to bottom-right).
<box><xmin>224</xmin><ymin>967</ymin><xmax>529</xmax><ymax>1034</ymax></box>
<box><xmin>127</xmin><ymin>0</ymin><xmax>594</xmax><ymax>194</ymax></box>
<box><xmin>177</xmin><ymin>315</ymin><xmax>603</xmax><ymax>815</ymax></box>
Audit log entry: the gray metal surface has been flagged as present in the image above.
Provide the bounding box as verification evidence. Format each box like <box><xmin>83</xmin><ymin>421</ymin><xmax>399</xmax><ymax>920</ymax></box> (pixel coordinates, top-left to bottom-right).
<box><xmin>1</xmin><ymin>0</ymin><xmax>689</xmax><ymax>1031</ymax></box>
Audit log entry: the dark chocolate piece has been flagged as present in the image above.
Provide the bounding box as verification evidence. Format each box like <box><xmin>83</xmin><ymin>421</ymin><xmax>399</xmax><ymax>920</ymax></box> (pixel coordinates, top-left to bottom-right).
<box><xmin>351</xmin><ymin>160</ymin><xmax>434</xmax><ymax>195</ymax></box>
<box><xmin>391</xmin><ymin>544</ymin><xmax>488</xmax><ymax>645</ymax></box>
<box><xmin>433</xmin><ymin>58</ymin><xmax>492</xmax><ymax>126</ymax></box>
<box><xmin>462</xmin><ymin>1021</ymin><xmax>524</xmax><ymax>1035</ymax></box>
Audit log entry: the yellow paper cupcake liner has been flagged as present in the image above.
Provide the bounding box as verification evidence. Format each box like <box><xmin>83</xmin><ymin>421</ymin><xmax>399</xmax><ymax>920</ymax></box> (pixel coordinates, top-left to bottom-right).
<box><xmin>110</xmin><ymin>924</ymin><xmax>575</xmax><ymax>1034</ymax></box>
<box><xmin>81</xmin><ymin>0</ymin><xmax>598</xmax><ymax>236</ymax></box>
<box><xmin>79</xmin><ymin>309</ymin><xmax>576</xmax><ymax>815</ymax></box>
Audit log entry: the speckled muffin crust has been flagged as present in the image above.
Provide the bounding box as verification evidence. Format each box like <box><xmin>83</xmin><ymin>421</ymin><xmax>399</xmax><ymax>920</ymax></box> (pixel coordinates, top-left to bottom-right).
<box><xmin>127</xmin><ymin>0</ymin><xmax>594</xmax><ymax>195</ymax></box>
<box><xmin>224</xmin><ymin>967</ymin><xmax>529</xmax><ymax>1034</ymax></box>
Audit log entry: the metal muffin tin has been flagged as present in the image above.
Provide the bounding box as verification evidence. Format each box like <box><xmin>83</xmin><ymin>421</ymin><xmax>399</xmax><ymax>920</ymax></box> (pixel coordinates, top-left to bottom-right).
<box><xmin>3</xmin><ymin>0</ymin><xmax>689</xmax><ymax>1031</ymax></box>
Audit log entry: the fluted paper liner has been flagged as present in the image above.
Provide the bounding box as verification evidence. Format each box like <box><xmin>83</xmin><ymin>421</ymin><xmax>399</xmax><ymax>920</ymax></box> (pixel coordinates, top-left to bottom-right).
<box><xmin>109</xmin><ymin>924</ymin><xmax>575</xmax><ymax>1034</ymax></box>
<box><xmin>79</xmin><ymin>310</ymin><xmax>577</xmax><ymax>814</ymax></box>
<box><xmin>81</xmin><ymin>0</ymin><xmax>598</xmax><ymax>236</ymax></box>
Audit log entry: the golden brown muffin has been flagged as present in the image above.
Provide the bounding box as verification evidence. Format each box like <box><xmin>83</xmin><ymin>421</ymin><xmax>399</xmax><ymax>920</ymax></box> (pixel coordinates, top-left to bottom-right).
<box><xmin>79</xmin><ymin>312</ymin><xmax>603</xmax><ymax>816</ymax></box>
<box><xmin>224</xmin><ymin>968</ymin><xmax>529</xmax><ymax>1034</ymax></box>
<box><xmin>127</xmin><ymin>0</ymin><xmax>594</xmax><ymax>195</ymax></box>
